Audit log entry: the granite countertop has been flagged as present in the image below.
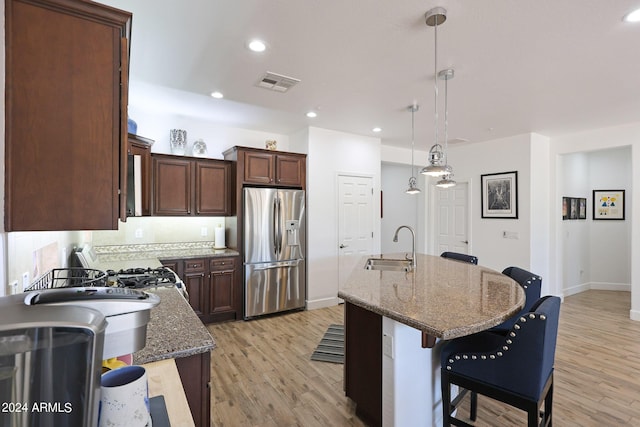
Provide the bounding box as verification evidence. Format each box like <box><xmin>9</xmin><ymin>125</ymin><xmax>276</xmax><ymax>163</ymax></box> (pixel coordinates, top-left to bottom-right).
<box><xmin>133</xmin><ymin>286</ymin><xmax>215</xmax><ymax>364</ymax></box>
<box><xmin>337</xmin><ymin>253</ymin><xmax>525</xmax><ymax>340</ymax></box>
<box><xmin>94</xmin><ymin>242</ymin><xmax>240</xmax><ymax>267</ymax></box>
<box><xmin>88</xmin><ymin>242</ymin><xmax>220</xmax><ymax>364</ymax></box>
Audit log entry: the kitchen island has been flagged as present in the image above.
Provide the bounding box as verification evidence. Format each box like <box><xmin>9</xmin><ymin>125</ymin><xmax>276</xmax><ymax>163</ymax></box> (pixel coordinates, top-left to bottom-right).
<box><xmin>338</xmin><ymin>253</ymin><xmax>524</xmax><ymax>427</ymax></box>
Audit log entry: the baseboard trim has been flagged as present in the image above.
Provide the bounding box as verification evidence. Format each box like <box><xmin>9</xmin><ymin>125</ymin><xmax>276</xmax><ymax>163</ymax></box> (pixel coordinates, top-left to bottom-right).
<box><xmin>307</xmin><ymin>296</ymin><xmax>341</xmax><ymax>310</ymax></box>
<box><xmin>630</xmin><ymin>309</ymin><xmax>640</xmax><ymax>321</ymax></box>
<box><xmin>564</xmin><ymin>282</ymin><xmax>631</xmax><ymax>297</ymax></box>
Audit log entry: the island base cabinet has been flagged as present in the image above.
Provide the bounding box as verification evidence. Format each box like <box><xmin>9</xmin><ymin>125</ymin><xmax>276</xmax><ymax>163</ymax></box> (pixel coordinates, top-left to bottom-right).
<box><xmin>175</xmin><ymin>352</ymin><xmax>211</xmax><ymax>427</ymax></box>
<box><xmin>344</xmin><ymin>302</ymin><xmax>382</xmax><ymax>427</ymax></box>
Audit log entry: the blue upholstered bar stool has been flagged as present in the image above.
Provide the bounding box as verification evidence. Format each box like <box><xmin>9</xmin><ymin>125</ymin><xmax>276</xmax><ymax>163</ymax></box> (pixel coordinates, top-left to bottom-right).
<box><xmin>440</xmin><ymin>296</ymin><xmax>561</xmax><ymax>427</ymax></box>
<box><xmin>490</xmin><ymin>267</ymin><xmax>542</xmax><ymax>334</ymax></box>
<box><xmin>440</xmin><ymin>251</ymin><xmax>478</xmax><ymax>265</ymax></box>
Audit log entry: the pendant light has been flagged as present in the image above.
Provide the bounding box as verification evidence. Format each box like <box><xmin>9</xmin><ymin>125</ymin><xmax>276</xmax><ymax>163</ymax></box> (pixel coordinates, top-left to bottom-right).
<box><xmin>420</xmin><ymin>7</ymin><xmax>454</xmax><ymax>178</ymax></box>
<box><xmin>406</xmin><ymin>104</ymin><xmax>421</xmax><ymax>194</ymax></box>
<box><xmin>436</xmin><ymin>68</ymin><xmax>456</xmax><ymax>188</ymax></box>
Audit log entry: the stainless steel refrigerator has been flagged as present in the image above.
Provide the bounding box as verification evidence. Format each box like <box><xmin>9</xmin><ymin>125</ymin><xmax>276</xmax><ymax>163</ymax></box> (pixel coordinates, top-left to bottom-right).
<box><xmin>243</xmin><ymin>187</ymin><xmax>306</xmax><ymax>318</ymax></box>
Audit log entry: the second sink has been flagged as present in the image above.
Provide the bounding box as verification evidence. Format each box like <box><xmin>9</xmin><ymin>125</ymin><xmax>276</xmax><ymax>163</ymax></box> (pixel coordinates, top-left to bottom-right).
<box><xmin>364</xmin><ymin>258</ymin><xmax>413</xmax><ymax>272</ymax></box>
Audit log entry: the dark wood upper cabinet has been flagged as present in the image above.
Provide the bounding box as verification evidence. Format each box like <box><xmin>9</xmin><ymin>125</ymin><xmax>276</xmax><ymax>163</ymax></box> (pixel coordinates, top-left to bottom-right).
<box><xmin>275</xmin><ymin>153</ymin><xmax>306</xmax><ymax>187</ymax></box>
<box><xmin>152</xmin><ymin>155</ymin><xmax>193</xmax><ymax>216</ymax></box>
<box><xmin>151</xmin><ymin>154</ymin><xmax>232</xmax><ymax>217</ymax></box>
<box><xmin>195</xmin><ymin>161</ymin><xmax>232</xmax><ymax>216</ymax></box>
<box><xmin>224</xmin><ymin>146</ymin><xmax>306</xmax><ymax>189</ymax></box>
<box><xmin>5</xmin><ymin>0</ymin><xmax>131</xmax><ymax>231</ymax></box>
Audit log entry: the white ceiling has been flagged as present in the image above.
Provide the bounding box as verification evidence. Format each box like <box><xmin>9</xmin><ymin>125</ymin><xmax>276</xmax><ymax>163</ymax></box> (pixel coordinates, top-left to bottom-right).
<box><xmin>101</xmin><ymin>0</ymin><xmax>640</xmax><ymax>149</ymax></box>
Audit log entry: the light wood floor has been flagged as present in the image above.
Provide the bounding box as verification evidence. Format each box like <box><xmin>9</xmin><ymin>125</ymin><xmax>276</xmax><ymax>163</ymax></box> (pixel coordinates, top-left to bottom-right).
<box><xmin>207</xmin><ymin>290</ymin><xmax>640</xmax><ymax>426</ymax></box>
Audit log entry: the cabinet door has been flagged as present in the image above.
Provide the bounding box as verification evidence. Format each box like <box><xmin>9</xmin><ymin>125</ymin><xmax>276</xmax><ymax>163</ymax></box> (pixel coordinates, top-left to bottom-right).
<box><xmin>243</xmin><ymin>152</ymin><xmax>275</xmax><ymax>184</ymax></box>
<box><xmin>183</xmin><ymin>258</ymin><xmax>207</xmax><ymax>316</ymax></box>
<box><xmin>195</xmin><ymin>160</ymin><xmax>231</xmax><ymax>215</ymax></box>
<box><xmin>184</xmin><ymin>272</ymin><xmax>206</xmax><ymax>316</ymax></box>
<box><xmin>153</xmin><ymin>156</ymin><xmax>192</xmax><ymax>215</ymax></box>
<box><xmin>209</xmin><ymin>270</ymin><xmax>235</xmax><ymax>314</ymax></box>
<box><xmin>5</xmin><ymin>0</ymin><xmax>131</xmax><ymax>231</ymax></box>
<box><xmin>275</xmin><ymin>154</ymin><xmax>305</xmax><ymax>187</ymax></box>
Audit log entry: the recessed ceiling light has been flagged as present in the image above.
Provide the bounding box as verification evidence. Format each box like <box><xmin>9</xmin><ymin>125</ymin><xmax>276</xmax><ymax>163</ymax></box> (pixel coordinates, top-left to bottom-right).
<box><xmin>623</xmin><ymin>8</ymin><xmax>640</xmax><ymax>22</ymax></box>
<box><xmin>248</xmin><ymin>39</ymin><xmax>266</xmax><ymax>52</ymax></box>
<box><xmin>306</xmin><ymin>111</ymin><xmax>317</xmax><ymax>118</ymax></box>
<box><xmin>372</xmin><ymin>127</ymin><xmax>382</xmax><ymax>133</ymax></box>
<box><xmin>210</xmin><ymin>91</ymin><xmax>224</xmax><ymax>99</ymax></box>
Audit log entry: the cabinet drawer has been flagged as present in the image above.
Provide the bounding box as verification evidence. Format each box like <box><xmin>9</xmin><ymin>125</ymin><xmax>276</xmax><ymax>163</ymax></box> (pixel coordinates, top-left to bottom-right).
<box><xmin>209</xmin><ymin>257</ymin><xmax>236</xmax><ymax>271</ymax></box>
<box><xmin>184</xmin><ymin>258</ymin><xmax>206</xmax><ymax>272</ymax></box>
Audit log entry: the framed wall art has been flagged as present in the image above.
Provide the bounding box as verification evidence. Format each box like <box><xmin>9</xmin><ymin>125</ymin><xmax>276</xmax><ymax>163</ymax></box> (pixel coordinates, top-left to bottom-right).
<box><xmin>563</xmin><ymin>197</ymin><xmax>587</xmax><ymax>220</ymax></box>
<box><xmin>481</xmin><ymin>171</ymin><xmax>518</xmax><ymax>219</ymax></box>
<box><xmin>593</xmin><ymin>189</ymin><xmax>625</xmax><ymax>220</ymax></box>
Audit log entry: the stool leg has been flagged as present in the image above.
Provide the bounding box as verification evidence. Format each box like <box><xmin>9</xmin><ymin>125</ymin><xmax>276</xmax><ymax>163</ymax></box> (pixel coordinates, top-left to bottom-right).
<box><xmin>470</xmin><ymin>391</ymin><xmax>477</xmax><ymax>421</ymax></box>
<box><xmin>441</xmin><ymin>371</ymin><xmax>452</xmax><ymax>426</ymax></box>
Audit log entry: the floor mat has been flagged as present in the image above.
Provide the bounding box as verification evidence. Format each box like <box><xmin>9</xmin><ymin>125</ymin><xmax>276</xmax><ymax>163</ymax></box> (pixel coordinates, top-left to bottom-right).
<box><xmin>310</xmin><ymin>324</ymin><xmax>344</xmax><ymax>364</ymax></box>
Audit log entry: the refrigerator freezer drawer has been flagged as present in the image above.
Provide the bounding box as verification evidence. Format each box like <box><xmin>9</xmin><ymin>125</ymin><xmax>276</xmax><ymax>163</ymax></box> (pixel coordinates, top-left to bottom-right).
<box><xmin>245</xmin><ymin>260</ymin><xmax>305</xmax><ymax>318</ymax></box>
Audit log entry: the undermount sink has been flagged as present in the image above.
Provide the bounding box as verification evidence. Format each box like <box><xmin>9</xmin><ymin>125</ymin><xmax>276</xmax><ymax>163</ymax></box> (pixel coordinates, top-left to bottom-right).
<box><xmin>364</xmin><ymin>258</ymin><xmax>413</xmax><ymax>272</ymax></box>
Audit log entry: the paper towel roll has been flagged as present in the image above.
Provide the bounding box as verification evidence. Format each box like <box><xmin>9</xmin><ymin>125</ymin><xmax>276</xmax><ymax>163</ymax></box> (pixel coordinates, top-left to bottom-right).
<box><xmin>214</xmin><ymin>226</ymin><xmax>226</xmax><ymax>249</ymax></box>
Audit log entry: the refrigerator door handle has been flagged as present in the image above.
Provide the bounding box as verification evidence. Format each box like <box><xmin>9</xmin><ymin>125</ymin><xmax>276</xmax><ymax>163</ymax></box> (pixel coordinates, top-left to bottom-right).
<box><xmin>276</xmin><ymin>197</ymin><xmax>282</xmax><ymax>255</ymax></box>
<box><xmin>273</xmin><ymin>198</ymin><xmax>279</xmax><ymax>257</ymax></box>
<box><xmin>252</xmin><ymin>260</ymin><xmax>300</xmax><ymax>270</ymax></box>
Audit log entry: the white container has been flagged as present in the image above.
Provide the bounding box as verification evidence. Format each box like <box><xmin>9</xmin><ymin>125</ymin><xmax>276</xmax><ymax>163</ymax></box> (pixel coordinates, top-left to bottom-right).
<box><xmin>215</xmin><ymin>225</ymin><xmax>226</xmax><ymax>249</ymax></box>
<box><xmin>99</xmin><ymin>365</ymin><xmax>149</xmax><ymax>427</ymax></box>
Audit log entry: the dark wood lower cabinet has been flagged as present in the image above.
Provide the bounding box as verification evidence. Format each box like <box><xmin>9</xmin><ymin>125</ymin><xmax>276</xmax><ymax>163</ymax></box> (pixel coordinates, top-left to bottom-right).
<box><xmin>175</xmin><ymin>351</ymin><xmax>211</xmax><ymax>427</ymax></box>
<box><xmin>162</xmin><ymin>256</ymin><xmax>241</xmax><ymax>324</ymax></box>
<box><xmin>344</xmin><ymin>302</ymin><xmax>382</xmax><ymax>427</ymax></box>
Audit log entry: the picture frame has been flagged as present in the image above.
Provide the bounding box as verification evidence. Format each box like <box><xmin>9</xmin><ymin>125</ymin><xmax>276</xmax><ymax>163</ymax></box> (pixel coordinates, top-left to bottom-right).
<box><xmin>593</xmin><ymin>190</ymin><xmax>625</xmax><ymax>220</ymax></box>
<box><xmin>481</xmin><ymin>171</ymin><xmax>518</xmax><ymax>219</ymax></box>
<box><xmin>563</xmin><ymin>197</ymin><xmax>588</xmax><ymax>220</ymax></box>
<box><xmin>578</xmin><ymin>198</ymin><xmax>587</xmax><ymax>220</ymax></box>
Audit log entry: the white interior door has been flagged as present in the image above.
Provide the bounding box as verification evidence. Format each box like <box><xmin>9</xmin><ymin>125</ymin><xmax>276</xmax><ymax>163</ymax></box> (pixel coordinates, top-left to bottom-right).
<box><xmin>338</xmin><ymin>175</ymin><xmax>374</xmax><ymax>290</ymax></box>
<box><xmin>436</xmin><ymin>182</ymin><xmax>470</xmax><ymax>254</ymax></box>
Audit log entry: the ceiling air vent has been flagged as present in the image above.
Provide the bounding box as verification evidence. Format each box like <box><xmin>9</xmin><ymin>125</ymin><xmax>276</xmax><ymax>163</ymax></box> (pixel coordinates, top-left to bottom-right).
<box><xmin>256</xmin><ymin>72</ymin><xmax>300</xmax><ymax>93</ymax></box>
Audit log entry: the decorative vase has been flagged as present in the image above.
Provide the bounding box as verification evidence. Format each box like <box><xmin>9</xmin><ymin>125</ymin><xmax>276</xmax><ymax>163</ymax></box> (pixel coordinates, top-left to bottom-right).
<box><xmin>192</xmin><ymin>138</ymin><xmax>208</xmax><ymax>157</ymax></box>
<box><xmin>127</xmin><ymin>117</ymin><xmax>137</xmax><ymax>134</ymax></box>
<box><xmin>266</xmin><ymin>139</ymin><xmax>277</xmax><ymax>150</ymax></box>
<box><xmin>169</xmin><ymin>129</ymin><xmax>187</xmax><ymax>155</ymax></box>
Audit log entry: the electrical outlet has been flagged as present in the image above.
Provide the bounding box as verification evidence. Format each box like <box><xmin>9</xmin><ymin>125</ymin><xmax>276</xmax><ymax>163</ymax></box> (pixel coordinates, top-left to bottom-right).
<box><xmin>201</xmin><ymin>227</ymin><xmax>208</xmax><ymax>237</ymax></box>
<box><xmin>8</xmin><ymin>280</ymin><xmax>18</xmax><ymax>295</ymax></box>
<box><xmin>503</xmin><ymin>231</ymin><xmax>519</xmax><ymax>239</ymax></box>
<box><xmin>61</xmin><ymin>247</ymin><xmax>68</xmax><ymax>268</ymax></box>
<box><xmin>135</xmin><ymin>228</ymin><xmax>143</xmax><ymax>238</ymax></box>
<box><xmin>22</xmin><ymin>272</ymin><xmax>30</xmax><ymax>291</ymax></box>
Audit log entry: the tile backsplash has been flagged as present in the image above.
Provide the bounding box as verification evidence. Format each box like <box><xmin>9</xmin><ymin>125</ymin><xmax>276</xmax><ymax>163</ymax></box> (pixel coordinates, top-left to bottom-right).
<box><xmin>4</xmin><ymin>216</ymin><xmax>226</xmax><ymax>296</ymax></box>
<box><xmin>92</xmin><ymin>216</ymin><xmax>226</xmax><ymax>246</ymax></box>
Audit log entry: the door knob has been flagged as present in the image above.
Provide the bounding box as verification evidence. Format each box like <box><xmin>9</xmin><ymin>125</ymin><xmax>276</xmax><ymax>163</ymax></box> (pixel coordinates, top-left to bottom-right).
<box><xmin>461</xmin><ymin>240</ymin><xmax>469</xmax><ymax>244</ymax></box>
<box><xmin>339</xmin><ymin>244</ymin><xmax>348</xmax><ymax>249</ymax></box>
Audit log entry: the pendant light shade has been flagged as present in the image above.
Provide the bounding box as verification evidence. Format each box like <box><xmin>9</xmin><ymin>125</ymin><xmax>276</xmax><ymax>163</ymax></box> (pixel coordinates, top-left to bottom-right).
<box><xmin>405</xmin><ymin>104</ymin><xmax>421</xmax><ymax>194</ymax></box>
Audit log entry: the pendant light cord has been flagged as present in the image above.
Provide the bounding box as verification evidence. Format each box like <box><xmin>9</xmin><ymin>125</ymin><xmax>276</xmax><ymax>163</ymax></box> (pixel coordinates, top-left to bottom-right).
<box><xmin>433</xmin><ymin>14</ymin><xmax>439</xmax><ymax>156</ymax></box>
<box><xmin>411</xmin><ymin>105</ymin><xmax>415</xmax><ymax>175</ymax></box>
<box><xmin>444</xmin><ymin>73</ymin><xmax>448</xmax><ymax>166</ymax></box>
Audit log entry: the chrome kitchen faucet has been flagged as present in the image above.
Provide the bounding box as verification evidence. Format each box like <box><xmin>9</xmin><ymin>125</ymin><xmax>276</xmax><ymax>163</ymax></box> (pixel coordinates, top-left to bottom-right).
<box><xmin>393</xmin><ymin>225</ymin><xmax>416</xmax><ymax>269</ymax></box>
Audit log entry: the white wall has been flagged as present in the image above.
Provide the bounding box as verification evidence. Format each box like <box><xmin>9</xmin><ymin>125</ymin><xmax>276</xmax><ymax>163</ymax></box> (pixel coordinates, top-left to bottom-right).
<box><xmin>444</xmin><ymin>134</ymin><xmax>533</xmax><ymax>274</ymax></box>
<box><xmin>381</xmin><ymin>163</ymin><xmax>425</xmax><ymax>254</ymax></box>
<box><xmin>551</xmin><ymin>122</ymin><xmax>640</xmax><ymax>319</ymax></box>
<box><xmin>128</xmin><ymin>82</ymin><xmax>292</xmax><ymax>158</ymax></box>
<box><xmin>560</xmin><ymin>147</ymin><xmax>632</xmax><ymax>295</ymax></box>
<box><xmin>559</xmin><ymin>152</ymin><xmax>591</xmax><ymax>294</ymax></box>
<box><xmin>295</xmin><ymin>127</ymin><xmax>381</xmax><ymax>309</ymax></box>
